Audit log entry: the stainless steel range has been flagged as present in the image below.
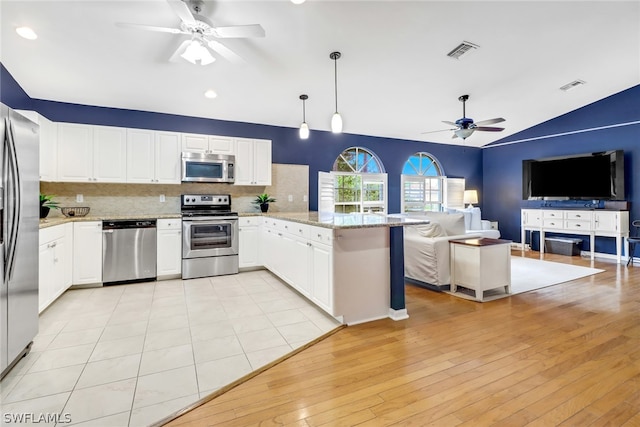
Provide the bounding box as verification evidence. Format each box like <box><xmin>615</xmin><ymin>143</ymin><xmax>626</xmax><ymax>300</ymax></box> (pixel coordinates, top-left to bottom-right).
<box><xmin>181</xmin><ymin>194</ymin><xmax>239</xmax><ymax>279</ymax></box>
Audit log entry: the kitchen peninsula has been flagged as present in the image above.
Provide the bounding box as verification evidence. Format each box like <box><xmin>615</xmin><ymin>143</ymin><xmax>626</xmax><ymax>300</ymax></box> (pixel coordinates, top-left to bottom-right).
<box><xmin>40</xmin><ymin>211</ymin><xmax>428</xmax><ymax>325</ymax></box>
<box><xmin>255</xmin><ymin>212</ymin><xmax>429</xmax><ymax>325</ymax></box>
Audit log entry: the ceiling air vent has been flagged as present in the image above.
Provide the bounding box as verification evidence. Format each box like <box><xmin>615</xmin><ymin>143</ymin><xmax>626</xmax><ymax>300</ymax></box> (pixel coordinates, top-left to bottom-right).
<box><xmin>447</xmin><ymin>41</ymin><xmax>479</xmax><ymax>59</ymax></box>
<box><xmin>560</xmin><ymin>80</ymin><xmax>586</xmax><ymax>91</ymax></box>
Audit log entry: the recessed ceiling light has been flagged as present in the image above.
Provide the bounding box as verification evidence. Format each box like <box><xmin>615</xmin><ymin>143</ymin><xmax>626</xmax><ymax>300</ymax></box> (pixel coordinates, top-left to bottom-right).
<box><xmin>16</xmin><ymin>26</ymin><xmax>37</xmax><ymax>40</ymax></box>
<box><xmin>291</xmin><ymin>0</ymin><xmax>306</xmax><ymax>4</ymax></box>
<box><xmin>204</xmin><ymin>89</ymin><xmax>218</xmax><ymax>99</ymax></box>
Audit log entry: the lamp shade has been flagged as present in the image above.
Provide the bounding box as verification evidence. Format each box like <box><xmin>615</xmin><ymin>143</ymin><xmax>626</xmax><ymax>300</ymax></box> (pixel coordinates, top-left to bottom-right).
<box><xmin>463</xmin><ymin>190</ymin><xmax>478</xmax><ymax>207</ymax></box>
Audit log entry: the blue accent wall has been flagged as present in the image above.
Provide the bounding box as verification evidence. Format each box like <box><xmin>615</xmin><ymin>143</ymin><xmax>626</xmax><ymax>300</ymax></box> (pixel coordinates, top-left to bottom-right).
<box><xmin>0</xmin><ymin>63</ymin><xmax>482</xmax><ymax>213</ymax></box>
<box><xmin>483</xmin><ymin>85</ymin><xmax>640</xmax><ymax>254</ymax></box>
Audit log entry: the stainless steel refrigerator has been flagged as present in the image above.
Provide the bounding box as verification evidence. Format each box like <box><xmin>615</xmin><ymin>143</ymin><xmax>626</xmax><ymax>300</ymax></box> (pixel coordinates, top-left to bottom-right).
<box><xmin>0</xmin><ymin>104</ymin><xmax>39</xmax><ymax>380</ymax></box>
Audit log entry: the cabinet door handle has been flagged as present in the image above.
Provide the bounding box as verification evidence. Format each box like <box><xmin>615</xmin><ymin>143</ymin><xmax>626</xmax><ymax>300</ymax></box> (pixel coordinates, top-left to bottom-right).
<box><xmin>47</xmin><ymin>242</ymin><xmax>57</xmax><ymax>248</ymax></box>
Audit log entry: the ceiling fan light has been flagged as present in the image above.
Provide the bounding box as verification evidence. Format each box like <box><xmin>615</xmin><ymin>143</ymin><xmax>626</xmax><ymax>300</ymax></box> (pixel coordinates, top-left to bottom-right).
<box><xmin>291</xmin><ymin>0</ymin><xmax>306</xmax><ymax>4</ymax></box>
<box><xmin>454</xmin><ymin>128</ymin><xmax>474</xmax><ymax>139</ymax></box>
<box><xmin>181</xmin><ymin>39</ymin><xmax>215</xmax><ymax>65</ymax></box>
<box><xmin>299</xmin><ymin>122</ymin><xmax>310</xmax><ymax>139</ymax></box>
<box><xmin>331</xmin><ymin>112</ymin><xmax>343</xmax><ymax>133</ymax></box>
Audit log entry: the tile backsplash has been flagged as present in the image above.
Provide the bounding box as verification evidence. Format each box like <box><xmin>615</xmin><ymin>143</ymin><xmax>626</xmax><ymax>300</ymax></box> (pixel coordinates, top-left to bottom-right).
<box><xmin>41</xmin><ymin>164</ymin><xmax>309</xmax><ymax>218</ymax></box>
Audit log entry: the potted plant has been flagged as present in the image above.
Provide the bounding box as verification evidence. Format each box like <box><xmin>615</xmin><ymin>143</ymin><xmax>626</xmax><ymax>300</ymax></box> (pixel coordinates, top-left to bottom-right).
<box><xmin>253</xmin><ymin>193</ymin><xmax>276</xmax><ymax>213</ymax></box>
<box><xmin>39</xmin><ymin>194</ymin><xmax>59</xmax><ymax>219</ymax></box>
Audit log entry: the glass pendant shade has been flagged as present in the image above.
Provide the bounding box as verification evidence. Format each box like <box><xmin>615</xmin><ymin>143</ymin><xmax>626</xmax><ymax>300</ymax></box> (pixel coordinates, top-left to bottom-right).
<box><xmin>331</xmin><ymin>112</ymin><xmax>343</xmax><ymax>133</ymax></box>
<box><xmin>299</xmin><ymin>122</ymin><xmax>310</xmax><ymax>139</ymax></box>
<box><xmin>181</xmin><ymin>40</ymin><xmax>215</xmax><ymax>66</ymax></box>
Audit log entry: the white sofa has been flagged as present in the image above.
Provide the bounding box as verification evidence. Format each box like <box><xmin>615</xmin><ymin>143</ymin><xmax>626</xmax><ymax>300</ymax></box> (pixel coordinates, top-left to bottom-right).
<box><xmin>447</xmin><ymin>207</ymin><xmax>500</xmax><ymax>239</ymax></box>
<box><xmin>403</xmin><ymin>209</ymin><xmax>500</xmax><ymax>290</ymax></box>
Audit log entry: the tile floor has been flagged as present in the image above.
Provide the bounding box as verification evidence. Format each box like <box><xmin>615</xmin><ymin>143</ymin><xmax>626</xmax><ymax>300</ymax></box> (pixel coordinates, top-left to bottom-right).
<box><xmin>0</xmin><ymin>270</ymin><xmax>341</xmax><ymax>427</ymax></box>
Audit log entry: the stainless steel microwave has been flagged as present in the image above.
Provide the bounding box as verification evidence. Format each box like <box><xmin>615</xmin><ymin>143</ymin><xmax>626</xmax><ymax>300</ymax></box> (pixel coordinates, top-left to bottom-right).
<box><xmin>181</xmin><ymin>152</ymin><xmax>235</xmax><ymax>183</ymax></box>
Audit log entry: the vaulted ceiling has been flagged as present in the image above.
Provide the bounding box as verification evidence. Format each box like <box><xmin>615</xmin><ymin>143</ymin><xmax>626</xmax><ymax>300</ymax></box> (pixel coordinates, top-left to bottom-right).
<box><xmin>1</xmin><ymin>1</ymin><xmax>638</xmax><ymax>147</ymax></box>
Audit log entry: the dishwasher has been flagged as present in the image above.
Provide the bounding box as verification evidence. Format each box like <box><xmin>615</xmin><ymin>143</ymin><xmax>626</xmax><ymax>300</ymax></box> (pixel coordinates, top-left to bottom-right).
<box><xmin>102</xmin><ymin>219</ymin><xmax>157</xmax><ymax>285</ymax></box>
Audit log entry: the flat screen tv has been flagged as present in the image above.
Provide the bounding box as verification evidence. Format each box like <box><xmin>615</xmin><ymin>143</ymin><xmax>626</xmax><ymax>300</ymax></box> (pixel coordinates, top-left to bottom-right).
<box><xmin>522</xmin><ymin>150</ymin><xmax>625</xmax><ymax>200</ymax></box>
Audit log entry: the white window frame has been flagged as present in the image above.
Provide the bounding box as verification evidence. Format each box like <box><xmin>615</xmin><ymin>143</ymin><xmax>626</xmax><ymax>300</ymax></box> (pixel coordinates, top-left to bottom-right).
<box><xmin>401</xmin><ymin>152</ymin><xmax>464</xmax><ymax>212</ymax></box>
<box><xmin>319</xmin><ymin>147</ymin><xmax>388</xmax><ymax>213</ymax></box>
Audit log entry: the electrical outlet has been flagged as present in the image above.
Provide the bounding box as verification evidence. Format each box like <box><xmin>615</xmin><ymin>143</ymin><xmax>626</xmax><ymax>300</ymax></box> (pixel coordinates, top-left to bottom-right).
<box><xmin>159</xmin><ymin>194</ymin><xmax>166</xmax><ymax>203</ymax></box>
<box><xmin>303</xmin><ymin>195</ymin><xmax>308</xmax><ymax>202</ymax></box>
<box><xmin>288</xmin><ymin>195</ymin><xmax>293</xmax><ymax>202</ymax></box>
<box><xmin>76</xmin><ymin>194</ymin><xmax>83</xmax><ymax>203</ymax></box>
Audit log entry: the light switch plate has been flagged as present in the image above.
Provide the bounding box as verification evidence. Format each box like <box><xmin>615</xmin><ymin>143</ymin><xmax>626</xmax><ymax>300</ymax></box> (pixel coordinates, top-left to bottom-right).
<box><xmin>76</xmin><ymin>194</ymin><xmax>83</xmax><ymax>203</ymax></box>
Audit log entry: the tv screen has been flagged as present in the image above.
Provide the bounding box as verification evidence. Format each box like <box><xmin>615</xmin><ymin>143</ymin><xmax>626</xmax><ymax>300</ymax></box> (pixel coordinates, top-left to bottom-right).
<box><xmin>522</xmin><ymin>150</ymin><xmax>624</xmax><ymax>200</ymax></box>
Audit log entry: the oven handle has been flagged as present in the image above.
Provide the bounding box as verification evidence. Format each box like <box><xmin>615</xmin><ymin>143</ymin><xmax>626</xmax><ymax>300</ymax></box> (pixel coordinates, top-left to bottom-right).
<box><xmin>182</xmin><ymin>216</ymin><xmax>239</xmax><ymax>221</ymax></box>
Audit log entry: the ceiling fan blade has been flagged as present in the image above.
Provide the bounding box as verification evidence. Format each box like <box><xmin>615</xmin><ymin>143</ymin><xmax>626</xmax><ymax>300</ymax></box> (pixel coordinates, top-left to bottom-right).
<box><xmin>115</xmin><ymin>22</ymin><xmax>185</xmax><ymax>34</ymax></box>
<box><xmin>442</xmin><ymin>120</ymin><xmax>457</xmax><ymax>126</ymax></box>
<box><xmin>168</xmin><ymin>39</ymin><xmax>192</xmax><ymax>63</ymax></box>
<box><xmin>474</xmin><ymin>126</ymin><xmax>505</xmax><ymax>132</ymax></box>
<box><xmin>167</xmin><ymin>0</ymin><xmax>196</xmax><ymax>25</ymax></box>
<box><xmin>213</xmin><ymin>24</ymin><xmax>265</xmax><ymax>38</ymax></box>
<box><xmin>475</xmin><ymin>117</ymin><xmax>505</xmax><ymax>126</ymax></box>
<box><xmin>421</xmin><ymin>128</ymin><xmax>456</xmax><ymax>135</ymax></box>
<box><xmin>206</xmin><ymin>39</ymin><xmax>244</xmax><ymax>64</ymax></box>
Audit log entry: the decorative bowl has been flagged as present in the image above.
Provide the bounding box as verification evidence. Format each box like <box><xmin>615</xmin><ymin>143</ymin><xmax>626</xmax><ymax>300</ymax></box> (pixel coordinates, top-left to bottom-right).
<box><xmin>61</xmin><ymin>207</ymin><xmax>90</xmax><ymax>217</ymax></box>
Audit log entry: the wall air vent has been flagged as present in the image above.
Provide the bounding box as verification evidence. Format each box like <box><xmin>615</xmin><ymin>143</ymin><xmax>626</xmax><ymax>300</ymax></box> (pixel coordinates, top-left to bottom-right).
<box><xmin>560</xmin><ymin>80</ymin><xmax>586</xmax><ymax>91</ymax></box>
<box><xmin>447</xmin><ymin>41</ymin><xmax>479</xmax><ymax>59</ymax></box>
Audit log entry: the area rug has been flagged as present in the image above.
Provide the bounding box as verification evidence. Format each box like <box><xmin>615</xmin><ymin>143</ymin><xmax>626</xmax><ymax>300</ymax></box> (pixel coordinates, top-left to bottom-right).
<box><xmin>446</xmin><ymin>256</ymin><xmax>604</xmax><ymax>302</ymax></box>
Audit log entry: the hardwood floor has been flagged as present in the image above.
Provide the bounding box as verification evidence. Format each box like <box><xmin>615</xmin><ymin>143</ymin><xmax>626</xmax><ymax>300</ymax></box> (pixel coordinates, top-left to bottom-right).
<box><xmin>163</xmin><ymin>250</ymin><xmax>640</xmax><ymax>426</ymax></box>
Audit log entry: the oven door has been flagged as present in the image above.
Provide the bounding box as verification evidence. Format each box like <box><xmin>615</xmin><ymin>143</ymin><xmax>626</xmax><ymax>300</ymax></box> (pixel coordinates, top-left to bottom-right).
<box><xmin>182</xmin><ymin>217</ymin><xmax>239</xmax><ymax>259</ymax></box>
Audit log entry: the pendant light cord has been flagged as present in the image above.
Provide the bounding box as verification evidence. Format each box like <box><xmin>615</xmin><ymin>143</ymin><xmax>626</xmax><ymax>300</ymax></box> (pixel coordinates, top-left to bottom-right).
<box><xmin>334</xmin><ymin>56</ymin><xmax>339</xmax><ymax>113</ymax></box>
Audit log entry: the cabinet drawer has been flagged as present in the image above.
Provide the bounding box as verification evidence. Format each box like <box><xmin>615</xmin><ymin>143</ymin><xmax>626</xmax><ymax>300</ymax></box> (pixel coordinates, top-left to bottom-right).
<box><xmin>565</xmin><ymin>220</ymin><xmax>590</xmax><ymax>231</ymax></box>
<box><xmin>542</xmin><ymin>210</ymin><xmax>564</xmax><ymax>219</ymax></box>
<box><xmin>286</xmin><ymin>222</ymin><xmax>309</xmax><ymax>239</ymax></box>
<box><xmin>40</xmin><ymin>224</ymin><xmax>66</xmax><ymax>245</ymax></box>
<box><xmin>262</xmin><ymin>217</ymin><xmax>278</xmax><ymax>228</ymax></box>
<box><xmin>542</xmin><ymin>219</ymin><xmax>563</xmax><ymax>229</ymax></box>
<box><xmin>565</xmin><ymin>211</ymin><xmax>591</xmax><ymax>221</ymax></box>
<box><xmin>157</xmin><ymin>218</ymin><xmax>181</xmax><ymax>230</ymax></box>
<box><xmin>239</xmin><ymin>216</ymin><xmax>260</xmax><ymax>227</ymax></box>
<box><xmin>309</xmin><ymin>226</ymin><xmax>334</xmax><ymax>244</ymax></box>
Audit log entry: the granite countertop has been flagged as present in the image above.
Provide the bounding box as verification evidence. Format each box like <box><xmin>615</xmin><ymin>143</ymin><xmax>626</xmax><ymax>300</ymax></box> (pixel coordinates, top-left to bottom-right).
<box><xmin>257</xmin><ymin>212</ymin><xmax>431</xmax><ymax>229</ymax></box>
<box><xmin>40</xmin><ymin>211</ymin><xmax>430</xmax><ymax>230</ymax></box>
<box><xmin>39</xmin><ymin>213</ymin><xmax>181</xmax><ymax>229</ymax></box>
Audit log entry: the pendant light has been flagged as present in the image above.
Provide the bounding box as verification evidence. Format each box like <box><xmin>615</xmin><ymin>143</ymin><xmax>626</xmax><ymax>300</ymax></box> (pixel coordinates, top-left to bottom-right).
<box><xmin>299</xmin><ymin>94</ymin><xmax>310</xmax><ymax>140</ymax></box>
<box><xmin>330</xmin><ymin>51</ymin><xmax>343</xmax><ymax>133</ymax></box>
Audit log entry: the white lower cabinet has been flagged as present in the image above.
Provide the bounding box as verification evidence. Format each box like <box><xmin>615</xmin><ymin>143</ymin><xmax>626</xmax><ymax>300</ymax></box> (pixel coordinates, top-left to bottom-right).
<box><xmin>239</xmin><ymin>217</ymin><xmax>260</xmax><ymax>268</ymax></box>
<box><xmin>259</xmin><ymin>218</ymin><xmax>334</xmax><ymax>316</ymax></box>
<box><xmin>73</xmin><ymin>221</ymin><xmax>103</xmax><ymax>285</ymax></box>
<box><xmin>38</xmin><ymin>224</ymin><xmax>73</xmax><ymax>313</ymax></box>
<box><xmin>157</xmin><ymin>219</ymin><xmax>182</xmax><ymax>279</ymax></box>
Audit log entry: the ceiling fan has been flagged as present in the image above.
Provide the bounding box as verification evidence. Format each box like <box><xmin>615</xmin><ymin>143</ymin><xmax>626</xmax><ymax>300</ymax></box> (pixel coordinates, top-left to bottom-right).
<box><xmin>116</xmin><ymin>0</ymin><xmax>265</xmax><ymax>65</ymax></box>
<box><xmin>423</xmin><ymin>95</ymin><xmax>505</xmax><ymax>139</ymax></box>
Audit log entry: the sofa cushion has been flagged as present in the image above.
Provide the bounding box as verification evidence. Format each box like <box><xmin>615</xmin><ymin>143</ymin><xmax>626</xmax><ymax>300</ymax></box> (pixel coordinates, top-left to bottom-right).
<box><xmin>448</xmin><ymin>207</ymin><xmax>482</xmax><ymax>231</ymax></box>
<box><xmin>414</xmin><ymin>222</ymin><xmax>447</xmax><ymax>238</ymax></box>
<box><xmin>433</xmin><ymin>212</ymin><xmax>466</xmax><ymax>235</ymax></box>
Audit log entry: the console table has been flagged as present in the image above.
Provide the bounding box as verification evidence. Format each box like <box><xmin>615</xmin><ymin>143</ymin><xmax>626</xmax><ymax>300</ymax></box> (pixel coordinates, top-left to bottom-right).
<box><xmin>521</xmin><ymin>209</ymin><xmax>629</xmax><ymax>264</ymax></box>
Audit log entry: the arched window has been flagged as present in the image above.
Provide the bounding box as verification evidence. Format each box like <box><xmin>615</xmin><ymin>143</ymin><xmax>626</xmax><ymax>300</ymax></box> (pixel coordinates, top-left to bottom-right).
<box><xmin>401</xmin><ymin>152</ymin><xmax>463</xmax><ymax>212</ymax></box>
<box><xmin>319</xmin><ymin>147</ymin><xmax>388</xmax><ymax>213</ymax></box>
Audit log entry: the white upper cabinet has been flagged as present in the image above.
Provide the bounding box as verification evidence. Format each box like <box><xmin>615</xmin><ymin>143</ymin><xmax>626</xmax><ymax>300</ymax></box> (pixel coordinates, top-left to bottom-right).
<box><xmin>182</xmin><ymin>133</ymin><xmax>236</xmax><ymax>155</ymax></box>
<box><xmin>154</xmin><ymin>131</ymin><xmax>182</xmax><ymax>183</ymax></box>
<box><xmin>235</xmin><ymin>138</ymin><xmax>272</xmax><ymax>186</ymax></box>
<box><xmin>16</xmin><ymin>110</ymin><xmax>58</xmax><ymax>181</ymax></box>
<box><xmin>57</xmin><ymin>123</ymin><xmax>126</xmax><ymax>183</ymax></box>
<box><xmin>93</xmin><ymin>126</ymin><xmax>127</xmax><ymax>182</ymax></box>
<box><xmin>126</xmin><ymin>129</ymin><xmax>181</xmax><ymax>184</ymax></box>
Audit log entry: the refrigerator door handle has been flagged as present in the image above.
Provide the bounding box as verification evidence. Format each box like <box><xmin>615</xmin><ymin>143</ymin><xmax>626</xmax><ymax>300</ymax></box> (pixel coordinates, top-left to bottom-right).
<box><xmin>4</xmin><ymin>118</ymin><xmax>20</xmax><ymax>284</ymax></box>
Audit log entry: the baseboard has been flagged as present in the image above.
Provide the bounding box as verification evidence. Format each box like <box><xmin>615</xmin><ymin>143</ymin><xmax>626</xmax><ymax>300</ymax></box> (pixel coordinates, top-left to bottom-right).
<box><xmin>388</xmin><ymin>308</ymin><xmax>409</xmax><ymax>321</ymax></box>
